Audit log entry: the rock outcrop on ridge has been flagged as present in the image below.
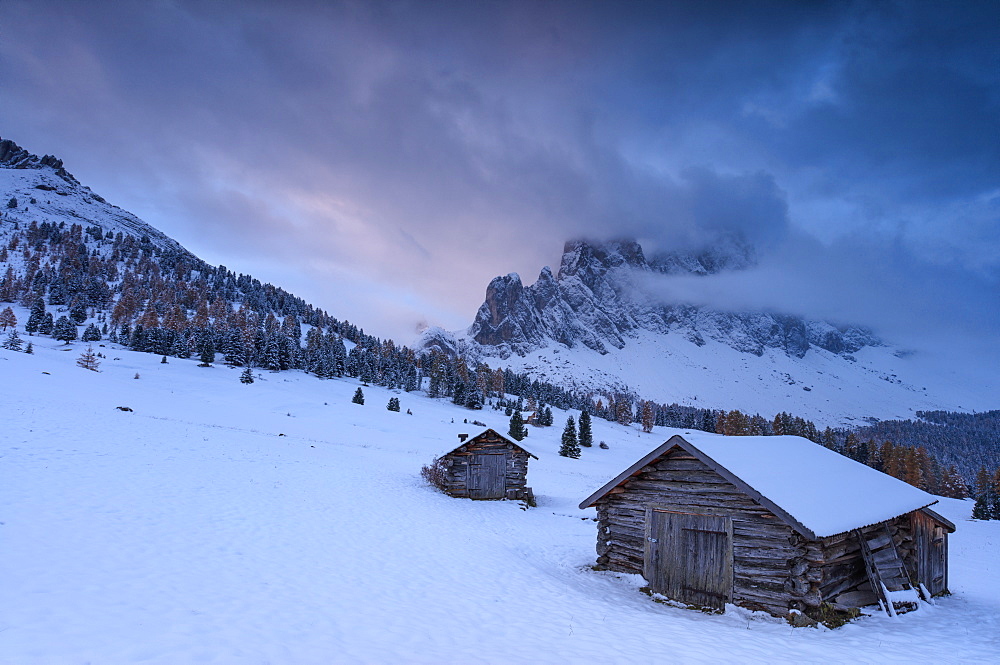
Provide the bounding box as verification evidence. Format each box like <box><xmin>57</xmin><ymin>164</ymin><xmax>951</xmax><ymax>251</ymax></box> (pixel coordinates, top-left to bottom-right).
<box><xmin>465</xmin><ymin>237</ymin><xmax>878</xmax><ymax>359</ymax></box>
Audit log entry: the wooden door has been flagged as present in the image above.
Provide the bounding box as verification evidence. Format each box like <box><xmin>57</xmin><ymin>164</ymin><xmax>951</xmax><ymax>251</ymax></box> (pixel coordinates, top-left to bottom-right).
<box><xmin>911</xmin><ymin>511</ymin><xmax>948</xmax><ymax>595</ymax></box>
<box><xmin>644</xmin><ymin>509</ymin><xmax>733</xmax><ymax>610</ymax></box>
<box><xmin>468</xmin><ymin>453</ymin><xmax>507</xmax><ymax>499</ymax></box>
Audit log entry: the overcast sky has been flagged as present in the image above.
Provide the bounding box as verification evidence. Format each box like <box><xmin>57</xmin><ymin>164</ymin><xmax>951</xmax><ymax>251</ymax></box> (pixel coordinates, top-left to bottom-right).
<box><xmin>2</xmin><ymin>0</ymin><xmax>997</xmax><ymax>349</ymax></box>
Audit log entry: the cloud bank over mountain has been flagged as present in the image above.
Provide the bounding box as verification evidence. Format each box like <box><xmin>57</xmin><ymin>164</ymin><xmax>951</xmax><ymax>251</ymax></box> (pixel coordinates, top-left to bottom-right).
<box><xmin>2</xmin><ymin>1</ymin><xmax>996</xmax><ymax>343</ymax></box>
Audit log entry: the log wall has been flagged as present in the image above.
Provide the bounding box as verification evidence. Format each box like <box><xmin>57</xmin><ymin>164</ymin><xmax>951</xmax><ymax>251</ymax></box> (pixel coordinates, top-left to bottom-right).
<box><xmin>440</xmin><ymin>433</ymin><xmax>533</xmax><ymax>501</ymax></box>
<box><xmin>594</xmin><ymin>448</ymin><xmax>819</xmax><ymax>617</ymax></box>
<box><xmin>818</xmin><ymin>511</ymin><xmax>950</xmax><ymax>608</ymax></box>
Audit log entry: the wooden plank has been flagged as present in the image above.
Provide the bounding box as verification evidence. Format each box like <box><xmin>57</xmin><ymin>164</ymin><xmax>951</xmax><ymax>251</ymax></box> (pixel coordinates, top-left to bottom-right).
<box><xmin>468</xmin><ymin>452</ymin><xmax>507</xmax><ymax>499</ymax></box>
<box><xmin>645</xmin><ymin>511</ymin><xmax>733</xmax><ymax>611</ymax></box>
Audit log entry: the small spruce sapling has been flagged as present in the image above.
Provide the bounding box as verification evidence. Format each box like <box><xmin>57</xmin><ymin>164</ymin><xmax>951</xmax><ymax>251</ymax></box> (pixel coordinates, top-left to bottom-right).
<box><xmin>240</xmin><ymin>366</ymin><xmax>255</xmax><ymax>384</ymax></box>
<box><xmin>559</xmin><ymin>416</ymin><xmax>581</xmax><ymax>458</ymax></box>
<box><xmin>76</xmin><ymin>346</ymin><xmax>101</xmax><ymax>372</ymax></box>
<box><xmin>387</xmin><ymin>397</ymin><xmax>400</xmax><ymax>412</ymax></box>
<box><xmin>352</xmin><ymin>387</ymin><xmax>365</xmax><ymax>405</ymax></box>
<box><xmin>2</xmin><ymin>328</ymin><xmax>23</xmax><ymax>351</ymax></box>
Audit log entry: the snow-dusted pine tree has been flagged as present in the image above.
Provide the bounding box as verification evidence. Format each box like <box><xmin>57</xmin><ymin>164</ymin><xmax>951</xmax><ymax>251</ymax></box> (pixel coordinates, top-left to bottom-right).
<box><xmin>579</xmin><ymin>410</ymin><xmax>593</xmax><ymax>447</ymax></box>
<box><xmin>559</xmin><ymin>416</ymin><xmax>580</xmax><ymax>458</ymax></box>
<box><xmin>76</xmin><ymin>346</ymin><xmax>100</xmax><ymax>371</ymax></box>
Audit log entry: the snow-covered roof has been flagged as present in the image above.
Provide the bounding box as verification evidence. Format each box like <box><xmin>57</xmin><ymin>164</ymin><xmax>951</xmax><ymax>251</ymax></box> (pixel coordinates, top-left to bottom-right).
<box><xmin>439</xmin><ymin>428</ymin><xmax>538</xmax><ymax>460</ymax></box>
<box><xmin>579</xmin><ymin>432</ymin><xmax>939</xmax><ymax>539</ymax></box>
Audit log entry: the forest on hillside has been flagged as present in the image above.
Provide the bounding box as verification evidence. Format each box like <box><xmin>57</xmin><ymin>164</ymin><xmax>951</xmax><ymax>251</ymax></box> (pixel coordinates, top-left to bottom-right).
<box><xmin>2</xmin><ymin>215</ymin><xmax>998</xmax><ymax>504</ymax></box>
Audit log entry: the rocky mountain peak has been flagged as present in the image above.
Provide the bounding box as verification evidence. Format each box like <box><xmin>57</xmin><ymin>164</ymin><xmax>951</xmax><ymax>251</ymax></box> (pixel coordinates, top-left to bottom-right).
<box><xmin>464</xmin><ymin>236</ymin><xmax>878</xmax><ymax>359</ymax></box>
<box><xmin>0</xmin><ymin>138</ymin><xmax>77</xmax><ymax>184</ymax></box>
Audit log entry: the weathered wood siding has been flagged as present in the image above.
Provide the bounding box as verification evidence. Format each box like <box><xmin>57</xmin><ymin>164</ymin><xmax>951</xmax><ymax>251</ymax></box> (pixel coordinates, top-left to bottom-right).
<box><xmin>594</xmin><ymin>447</ymin><xmax>819</xmax><ymax>617</ymax></box>
<box><xmin>910</xmin><ymin>510</ymin><xmax>949</xmax><ymax>596</ymax></box>
<box><xmin>645</xmin><ymin>509</ymin><xmax>733</xmax><ymax>610</ymax></box>
<box><xmin>815</xmin><ymin>511</ymin><xmax>948</xmax><ymax>611</ymax></box>
<box><xmin>440</xmin><ymin>432</ymin><xmax>532</xmax><ymax>500</ymax></box>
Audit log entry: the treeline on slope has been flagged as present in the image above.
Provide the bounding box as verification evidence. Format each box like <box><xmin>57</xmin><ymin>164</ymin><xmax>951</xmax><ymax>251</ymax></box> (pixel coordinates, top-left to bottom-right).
<box><xmin>0</xmin><ymin>218</ymin><xmax>608</xmax><ymax>413</ymax></box>
<box><xmin>850</xmin><ymin>410</ymin><xmax>1000</xmax><ymax>518</ymax></box>
<box><xmin>2</xmin><ymin>218</ymin><xmax>994</xmax><ymax>512</ymax></box>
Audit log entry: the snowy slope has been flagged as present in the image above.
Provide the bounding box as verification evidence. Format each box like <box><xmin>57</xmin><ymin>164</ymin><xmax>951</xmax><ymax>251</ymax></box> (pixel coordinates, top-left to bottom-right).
<box><xmin>483</xmin><ymin>329</ymin><xmax>997</xmax><ymax>426</ymax></box>
<box><xmin>422</xmin><ymin>237</ymin><xmax>999</xmax><ymax>426</ymax></box>
<box><xmin>2</xmin><ymin>325</ymin><xmax>999</xmax><ymax>663</ymax></box>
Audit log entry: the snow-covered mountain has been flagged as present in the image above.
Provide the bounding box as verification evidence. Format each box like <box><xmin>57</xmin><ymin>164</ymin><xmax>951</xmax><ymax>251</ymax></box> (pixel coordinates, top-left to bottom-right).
<box><xmin>0</xmin><ymin>137</ymin><xmax>189</xmax><ymax>255</ymax></box>
<box><xmin>466</xmin><ymin>237</ymin><xmax>878</xmax><ymax>358</ymax></box>
<box><xmin>2</xmin><ymin>135</ymin><xmax>994</xmax><ymax>427</ymax></box>
<box><xmin>421</xmin><ymin>238</ymin><xmax>995</xmax><ymax>426</ymax></box>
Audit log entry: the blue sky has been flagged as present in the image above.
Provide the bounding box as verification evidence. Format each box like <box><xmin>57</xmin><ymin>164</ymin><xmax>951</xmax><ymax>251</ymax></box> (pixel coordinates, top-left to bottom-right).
<box><xmin>2</xmin><ymin>1</ymin><xmax>997</xmax><ymax>347</ymax></box>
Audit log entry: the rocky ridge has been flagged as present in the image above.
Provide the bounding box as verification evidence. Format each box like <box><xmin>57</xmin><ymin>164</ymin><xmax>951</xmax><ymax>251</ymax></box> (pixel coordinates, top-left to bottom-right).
<box><xmin>463</xmin><ymin>237</ymin><xmax>879</xmax><ymax>359</ymax></box>
<box><xmin>0</xmin><ymin>137</ymin><xmax>188</xmax><ymax>255</ymax></box>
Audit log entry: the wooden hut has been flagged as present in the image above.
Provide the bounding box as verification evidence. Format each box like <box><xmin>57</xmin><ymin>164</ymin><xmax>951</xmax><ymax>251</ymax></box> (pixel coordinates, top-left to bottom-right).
<box><xmin>579</xmin><ymin>433</ymin><xmax>954</xmax><ymax>619</ymax></box>
<box><xmin>438</xmin><ymin>429</ymin><xmax>537</xmax><ymax>501</ymax></box>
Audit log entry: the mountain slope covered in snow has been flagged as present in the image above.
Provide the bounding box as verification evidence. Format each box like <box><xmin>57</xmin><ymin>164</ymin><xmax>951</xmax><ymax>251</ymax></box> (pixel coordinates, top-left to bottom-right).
<box><xmin>1</xmin><ymin>138</ymin><xmax>190</xmax><ymax>255</ymax></box>
<box><xmin>422</xmin><ymin>239</ymin><xmax>997</xmax><ymax>426</ymax></box>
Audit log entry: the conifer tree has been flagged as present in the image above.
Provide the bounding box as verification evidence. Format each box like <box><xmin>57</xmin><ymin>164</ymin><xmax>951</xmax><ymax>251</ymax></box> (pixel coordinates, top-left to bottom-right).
<box><xmin>641</xmin><ymin>401</ymin><xmax>655</xmax><ymax>433</ymax></box>
<box><xmin>2</xmin><ymin>328</ymin><xmax>23</xmax><ymax>351</ymax></box>
<box><xmin>240</xmin><ymin>366</ymin><xmax>255</xmax><ymax>384</ymax></box>
<box><xmin>579</xmin><ymin>409</ymin><xmax>593</xmax><ymax>447</ymax></box>
<box><xmin>82</xmin><ymin>323</ymin><xmax>102</xmax><ymax>342</ymax></box>
<box><xmin>939</xmin><ymin>465</ymin><xmax>968</xmax><ymax>499</ymax></box>
<box><xmin>974</xmin><ymin>466</ymin><xmax>992</xmax><ymax>498</ymax></box>
<box><xmin>971</xmin><ymin>490</ymin><xmax>999</xmax><ymax>520</ymax></box>
<box><xmin>508</xmin><ymin>409</ymin><xmax>527</xmax><ymax>441</ymax></box>
<box><xmin>0</xmin><ymin>306</ymin><xmax>16</xmax><ymax>331</ymax></box>
<box><xmin>25</xmin><ymin>341</ymin><xmax>33</xmax><ymax>354</ymax></box>
<box><xmin>464</xmin><ymin>386</ymin><xmax>483</xmax><ymax>410</ymax></box>
<box><xmin>559</xmin><ymin>416</ymin><xmax>580</xmax><ymax>458</ymax></box>
<box><xmin>387</xmin><ymin>397</ymin><xmax>401</xmax><ymax>412</ymax></box>
<box><xmin>69</xmin><ymin>299</ymin><xmax>88</xmax><ymax>324</ymax></box>
<box><xmin>38</xmin><ymin>312</ymin><xmax>54</xmax><ymax>335</ymax></box>
<box><xmin>52</xmin><ymin>315</ymin><xmax>78</xmax><ymax>344</ymax></box>
<box><xmin>25</xmin><ymin>298</ymin><xmax>45</xmax><ymax>334</ymax></box>
<box><xmin>198</xmin><ymin>337</ymin><xmax>215</xmax><ymax>366</ymax></box>
<box><xmin>76</xmin><ymin>346</ymin><xmax>100</xmax><ymax>371</ymax></box>
<box><xmin>352</xmin><ymin>387</ymin><xmax>365</xmax><ymax>405</ymax></box>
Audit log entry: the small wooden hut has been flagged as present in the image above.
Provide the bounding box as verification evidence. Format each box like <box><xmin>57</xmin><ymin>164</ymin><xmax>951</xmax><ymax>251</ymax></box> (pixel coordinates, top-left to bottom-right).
<box><xmin>438</xmin><ymin>429</ymin><xmax>537</xmax><ymax>501</ymax></box>
<box><xmin>579</xmin><ymin>433</ymin><xmax>954</xmax><ymax>619</ymax></box>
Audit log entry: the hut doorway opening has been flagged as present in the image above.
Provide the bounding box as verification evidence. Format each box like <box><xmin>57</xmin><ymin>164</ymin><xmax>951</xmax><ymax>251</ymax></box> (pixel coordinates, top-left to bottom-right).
<box><xmin>644</xmin><ymin>509</ymin><xmax>734</xmax><ymax>611</ymax></box>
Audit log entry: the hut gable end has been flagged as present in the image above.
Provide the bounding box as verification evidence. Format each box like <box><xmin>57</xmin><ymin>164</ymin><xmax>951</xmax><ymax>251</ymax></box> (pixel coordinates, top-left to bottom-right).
<box><xmin>593</xmin><ymin>446</ymin><xmax>808</xmax><ymax>616</ymax></box>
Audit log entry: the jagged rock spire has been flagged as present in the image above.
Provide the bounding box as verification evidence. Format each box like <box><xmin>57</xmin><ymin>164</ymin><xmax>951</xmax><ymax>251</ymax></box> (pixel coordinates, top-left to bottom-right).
<box><xmin>0</xmin><ymin>138</ymin><xmax>77</xmax><ymax>184</ymax></box>
<box><xmin>467</xmin><ymin>237</ymin><xmax>877</xmax><ymax>358</ymax></box>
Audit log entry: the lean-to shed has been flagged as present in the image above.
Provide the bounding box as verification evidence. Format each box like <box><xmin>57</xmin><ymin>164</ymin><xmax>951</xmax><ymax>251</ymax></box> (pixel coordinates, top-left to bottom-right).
<box><xmin>579</xmin><ymin>433</ymin><xmax>954</xmax><ymax>618</ymax></box>
<box><xmin>438</xmin><ymin>429</ymin><xmax>537</xmax><ymax>501</ymax></box>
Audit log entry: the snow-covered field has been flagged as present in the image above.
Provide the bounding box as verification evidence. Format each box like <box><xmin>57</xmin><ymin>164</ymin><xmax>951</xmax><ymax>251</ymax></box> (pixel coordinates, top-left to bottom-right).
<box><xmin>2</xmin><ymin>335</ymin><xmax>999</xmax><ymax>664</ymax></box>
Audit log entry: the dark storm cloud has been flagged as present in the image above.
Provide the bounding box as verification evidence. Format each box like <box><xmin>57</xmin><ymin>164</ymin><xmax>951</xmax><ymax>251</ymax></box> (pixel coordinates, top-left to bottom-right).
<box><xmin>1</xmin><ymin>0</ymin><xmax>997</xmax><ymax>340</ymax></box>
